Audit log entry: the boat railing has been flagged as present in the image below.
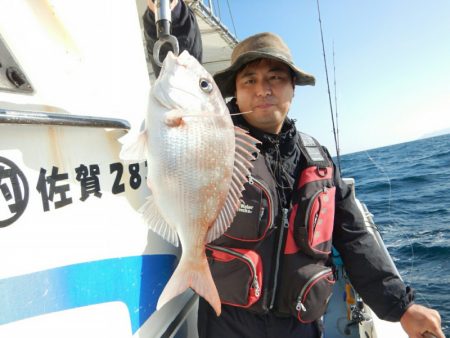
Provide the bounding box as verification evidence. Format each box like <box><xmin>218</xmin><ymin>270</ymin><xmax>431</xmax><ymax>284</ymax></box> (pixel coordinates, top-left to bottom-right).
<box><xmin>188</xmin><ymin>0</ymin><xmax>238</xmax><ymax>47</ymax></box>
<box><xmin>0</xmin><ymin>108</ymin><xmax>130</xmax><ymax>129</ymax></box>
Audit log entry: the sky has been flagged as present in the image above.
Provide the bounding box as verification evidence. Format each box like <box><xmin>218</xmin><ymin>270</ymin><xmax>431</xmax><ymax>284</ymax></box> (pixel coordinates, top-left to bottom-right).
<box><xmin>213</xmin><ymin>0</ymin><xmax>450</xmax><ymax>155</ymax></box>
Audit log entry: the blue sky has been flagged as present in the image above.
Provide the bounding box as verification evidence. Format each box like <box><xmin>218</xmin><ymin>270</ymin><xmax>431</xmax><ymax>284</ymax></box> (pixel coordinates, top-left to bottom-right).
<box><xmin>215</xmin><ymin>0</ymin><xmax>450</xmax><ymax>155</ymax></box>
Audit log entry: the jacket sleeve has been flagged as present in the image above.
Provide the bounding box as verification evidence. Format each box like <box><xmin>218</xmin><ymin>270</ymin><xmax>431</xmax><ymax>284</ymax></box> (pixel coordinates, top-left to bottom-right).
<box><xmin>142</xmin><ymin>1</ymin><xmax>203</xmax><ymax>77</ymax></box>
<box><xmin>330</xmin><ymin>156</ymin><xmax>415</xmax><ymax>322</ymax></box>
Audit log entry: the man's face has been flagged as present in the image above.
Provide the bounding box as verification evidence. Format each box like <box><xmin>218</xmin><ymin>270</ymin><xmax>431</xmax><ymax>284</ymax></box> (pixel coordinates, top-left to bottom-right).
<box><xmin>235</xmin><ymin>58</ymin><xmax>295</xmax><ymax>134</ymax></box>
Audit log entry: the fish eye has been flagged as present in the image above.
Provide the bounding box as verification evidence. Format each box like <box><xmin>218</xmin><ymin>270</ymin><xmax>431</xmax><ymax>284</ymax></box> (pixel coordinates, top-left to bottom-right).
<box><xmin>199</xmin><ymin>78</ymin><xmax>214</xmax><ymax>93</ymax></box>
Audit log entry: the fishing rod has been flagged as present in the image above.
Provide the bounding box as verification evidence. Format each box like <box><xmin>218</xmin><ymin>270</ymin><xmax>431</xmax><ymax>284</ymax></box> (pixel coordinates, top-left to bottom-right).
<box><xmin>332</xmin><ymin>42</ymin><xmax>341</xmax><ymax>161</ymax></box>
<box><xmin>315</xmin><ymin>0</ymin><xmax>342</xmax><ymax>173</ymax></box>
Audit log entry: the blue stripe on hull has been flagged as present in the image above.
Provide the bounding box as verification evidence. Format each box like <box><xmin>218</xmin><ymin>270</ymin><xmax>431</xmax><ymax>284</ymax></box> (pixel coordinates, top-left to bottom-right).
<box><xmin>0</xmin><ymin>254</ymin><xmax>177</xmax><ymax>333</ymax></box>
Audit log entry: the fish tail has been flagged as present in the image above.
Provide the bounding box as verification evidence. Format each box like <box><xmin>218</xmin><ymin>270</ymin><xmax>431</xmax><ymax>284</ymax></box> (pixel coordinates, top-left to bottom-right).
<box><xmin>157</xmin><ymin>257</ymin><xmax>221</xmax><ymax>316</ymax></box>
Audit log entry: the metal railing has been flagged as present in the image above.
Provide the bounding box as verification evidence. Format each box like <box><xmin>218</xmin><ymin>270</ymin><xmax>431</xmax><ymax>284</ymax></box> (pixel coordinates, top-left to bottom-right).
<box><xmin>0</xmin><ymin>108</ymin><xmax>130</xmax><ymax>129</ymax></box>
<box><xmin>189</xmin><ymin>0</ymin><xmax>238</xmax><ymax>47</ymax></box>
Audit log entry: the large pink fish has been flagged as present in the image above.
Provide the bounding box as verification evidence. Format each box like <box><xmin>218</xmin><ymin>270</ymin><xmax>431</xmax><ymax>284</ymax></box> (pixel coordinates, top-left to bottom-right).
<box><xmin>120</xmin><ymin>51</ymin><xmax>258</xmax><ymax>316</ymax></box>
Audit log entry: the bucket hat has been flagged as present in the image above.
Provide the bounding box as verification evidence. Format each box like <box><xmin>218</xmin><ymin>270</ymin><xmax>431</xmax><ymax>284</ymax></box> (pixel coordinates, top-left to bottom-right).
<box><xmin>213</xmin><ymin>32</ymin><xmax>315</xmax><ymax>98</ymax></box>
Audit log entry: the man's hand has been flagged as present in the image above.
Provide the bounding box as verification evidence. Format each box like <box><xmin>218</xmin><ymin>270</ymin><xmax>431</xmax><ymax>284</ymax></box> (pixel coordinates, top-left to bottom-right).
<box><xmin>400</xmin><ymin>304</ymin><xmax>444</xmax><ymax>338</ymax></box>
<box><xmin>147</xmin><ymin>0</ymin><xmax>179</xmax><ymax>13</ymax></box>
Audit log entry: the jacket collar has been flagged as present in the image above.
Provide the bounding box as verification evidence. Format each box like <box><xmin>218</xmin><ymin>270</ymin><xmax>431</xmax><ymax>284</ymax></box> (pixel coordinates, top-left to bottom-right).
<box><xmin>230</xmin><ymin>110</ymin><xmax>299</xmax><ymax>156</ymax></box>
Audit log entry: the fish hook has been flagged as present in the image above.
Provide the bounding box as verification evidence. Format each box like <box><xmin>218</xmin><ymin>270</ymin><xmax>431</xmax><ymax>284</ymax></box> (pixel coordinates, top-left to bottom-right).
<box><xmin>153</xmin><ymin>0</ymin><xmax>180</xmax><ymax>67</ymax></box>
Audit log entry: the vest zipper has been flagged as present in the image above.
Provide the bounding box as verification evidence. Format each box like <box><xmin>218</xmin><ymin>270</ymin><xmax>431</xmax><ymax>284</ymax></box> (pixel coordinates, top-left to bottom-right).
<box><xmin>207</xmin><ymin>245</ymin><xmax>261</xmax><ymax>297</ymax></box>
<box><xmin>248</xmin><ymin>174</ymin><xmax>275</xmax><ymax>229</ymax></box>
<box><xmin>304</xmin><ymin>187</ymin><xmax>327</xmax><ymax>242</ymax></box>
<box><xmin>269</xmin><ymin>207</ymin><xmax>289</xmax><ymax>309</ymax></box>
<box><xmin>295</xmin><ymin>268</ymin><xmax>332</xmax><ymax>313</ymax></box>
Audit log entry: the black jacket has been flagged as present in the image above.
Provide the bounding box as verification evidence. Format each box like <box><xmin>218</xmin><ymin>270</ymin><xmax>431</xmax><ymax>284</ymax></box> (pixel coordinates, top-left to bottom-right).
<box><xmin>142</xmin><ymin>1</ymin><xmax>414</xmax><ymax>322</ymax></box>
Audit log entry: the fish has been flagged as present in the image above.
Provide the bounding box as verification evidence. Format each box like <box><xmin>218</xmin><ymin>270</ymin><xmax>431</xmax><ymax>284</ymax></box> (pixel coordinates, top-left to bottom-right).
<box><xmin>120</xmin><ymin>50</ymin><xmax>259</xmax><ymax>316</ymax></box>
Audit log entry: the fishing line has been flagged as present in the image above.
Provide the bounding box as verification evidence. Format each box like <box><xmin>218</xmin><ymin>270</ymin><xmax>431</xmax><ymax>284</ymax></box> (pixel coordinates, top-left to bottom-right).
<box><xmin>363</xmin><ymin>151</ymin><xmax>431</xmax><ymax>306</ymax></box>
<box><xmin>180</xmin><ymin>111</ymin><xmax>253</xmax><ymax>119</ymax></box>
<box><xmin>365</xmin><ymin>151</ymin><xmax>393</xmax><ymax>217</ymax></box>
<box><xmin>185</xmin><ymin>107</ymin><xmax>288</xmax><ymax>195</ymax></box>
<box><xmin>229</xmin><ymin>110</ymin><xmax>253</xmax><ymax>116</ymax></box>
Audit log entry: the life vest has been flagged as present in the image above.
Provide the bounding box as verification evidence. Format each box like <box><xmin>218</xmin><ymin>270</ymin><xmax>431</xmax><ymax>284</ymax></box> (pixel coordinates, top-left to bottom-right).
<box><xmin>275</xmin><ymin>133</ymin><xmax>336</xmax><ymax>322</ymax></box>
<box><xmin>206</xmin><ymin>132</ymin><xmax>336</xmax><ymax>322</ymax></box>
<box><xmin>286</xmin><ymin>132</ymin><xmax>336</xmax><ymax>259</ymax></box>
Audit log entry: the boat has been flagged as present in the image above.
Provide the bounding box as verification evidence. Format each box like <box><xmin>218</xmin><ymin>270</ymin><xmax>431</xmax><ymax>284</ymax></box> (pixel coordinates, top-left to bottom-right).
<box><xmin>0</xmin><ymin>1</ymin><xmax>408</xmax><ymax>337</ymax></box>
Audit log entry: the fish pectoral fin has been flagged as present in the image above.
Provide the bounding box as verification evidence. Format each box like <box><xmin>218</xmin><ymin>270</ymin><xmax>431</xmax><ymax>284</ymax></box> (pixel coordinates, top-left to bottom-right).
<box><xmin>164</xmin><ymin>109</ymin><xmax>184</xmax><ymax>127</ymax></box>
<box><xmin>139</xmin><ymin>195</ymin><xmax>179</xmax><ymax>247</ymax></box>
<box><xmin>206</xmin><ymin>127</ymin><xmax>260</xmax><ymax>243</ymax></box>
<box><xmin>119</xmin><ymin>129</ymin><xmax>148</xmax><ymax>161</ymax></box>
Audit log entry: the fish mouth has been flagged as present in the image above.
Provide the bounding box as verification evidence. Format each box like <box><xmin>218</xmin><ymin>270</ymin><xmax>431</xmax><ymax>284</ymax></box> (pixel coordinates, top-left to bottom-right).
<box><xmin>158</xmin><ymin>51</ymin><xmax>176</xmax><ymax>79</ymax></box>
<box><xmin>152</xmin><ymin>52</ymin><xmax>180</xmax><ymax>110</ymax></box>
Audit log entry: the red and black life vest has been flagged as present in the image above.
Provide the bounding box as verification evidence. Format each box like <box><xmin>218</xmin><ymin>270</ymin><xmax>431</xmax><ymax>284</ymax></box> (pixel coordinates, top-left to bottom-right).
<box><xmin>206</xmin><ymin>132</ymin><xmax>336</xmax><ymax>322</ymax></box>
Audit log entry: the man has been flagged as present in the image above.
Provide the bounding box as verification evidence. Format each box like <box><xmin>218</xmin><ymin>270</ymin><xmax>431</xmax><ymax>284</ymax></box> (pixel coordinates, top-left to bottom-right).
<box><xmin>144</xmin><ymin>1</ymin><xmax>444</xmax><ymax>337</ymax></box>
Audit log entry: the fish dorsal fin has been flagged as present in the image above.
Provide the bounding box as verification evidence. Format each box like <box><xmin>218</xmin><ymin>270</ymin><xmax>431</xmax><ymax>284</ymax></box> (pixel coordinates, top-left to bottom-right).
<box><xmin>140</xmin><ymin>195</ymin><xmax>179</xmax><ymax>247</ymax></box>
<box><xmin>206</xmin><ymin>126</ymin><xmax>260</xmax><ymax>243</ymax></box>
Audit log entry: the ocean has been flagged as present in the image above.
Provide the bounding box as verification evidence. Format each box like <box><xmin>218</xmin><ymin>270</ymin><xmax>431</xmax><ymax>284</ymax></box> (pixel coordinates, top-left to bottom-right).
<box><xmin>339</xmin><ymin>133</ymin><xmax>450</xmax><ymax>336</ymax></box>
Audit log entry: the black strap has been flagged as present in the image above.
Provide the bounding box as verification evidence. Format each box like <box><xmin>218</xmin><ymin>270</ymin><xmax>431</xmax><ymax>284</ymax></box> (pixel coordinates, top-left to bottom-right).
<box><xmin>298</xmin><ymin>132</ymin><xmax>331</xmax><ymax>168</ymax></box>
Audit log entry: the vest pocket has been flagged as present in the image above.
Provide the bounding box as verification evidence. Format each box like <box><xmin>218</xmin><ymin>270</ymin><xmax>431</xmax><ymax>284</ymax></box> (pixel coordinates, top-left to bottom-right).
<box><xmin>281</xmin><ymin>263</ymin><xmax>335</xmax><ymax>323</ymax></box>
<box><xmin>223</xmin><ymin>175</ymin><xmax>274</xmax><ymax>242</ymax></box>
<box><xmin>206</xmin><ymin>244</ymin><xmax>263</xmax><ymax>308</ymax></box>
<box><xmin>294</xmin><ymin>265</ymin><xmax>335</xmax><ymax>322</ymax></box>
<box><xmin>293</xmin><ymin>186</ymin><xmax>336</xmax><ymax>258</ymax></box>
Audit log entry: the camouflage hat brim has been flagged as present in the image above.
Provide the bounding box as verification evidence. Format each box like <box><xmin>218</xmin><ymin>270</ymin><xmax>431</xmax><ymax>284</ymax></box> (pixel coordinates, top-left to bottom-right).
<box><xmin>213</xmin><ymin>48</ymin><xmax>315</xmax><ymax>98</ymax></box>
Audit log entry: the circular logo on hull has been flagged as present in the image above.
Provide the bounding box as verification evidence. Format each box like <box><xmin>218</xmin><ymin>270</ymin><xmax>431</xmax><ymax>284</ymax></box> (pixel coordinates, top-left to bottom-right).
<box><xmin>0</xmin><ymin>156</ymin><xmax>29</xmax><ymax>228</ymax></box>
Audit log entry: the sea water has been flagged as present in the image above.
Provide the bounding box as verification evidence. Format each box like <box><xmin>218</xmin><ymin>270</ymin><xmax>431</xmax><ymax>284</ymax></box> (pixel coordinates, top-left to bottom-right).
<box><xmin>340</xmin><ymin>133</ymin><xmax>450</xmax><ymax>335</ymax></box>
